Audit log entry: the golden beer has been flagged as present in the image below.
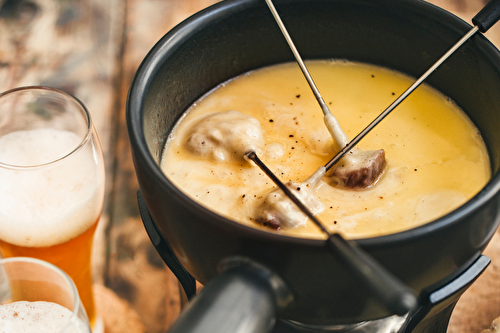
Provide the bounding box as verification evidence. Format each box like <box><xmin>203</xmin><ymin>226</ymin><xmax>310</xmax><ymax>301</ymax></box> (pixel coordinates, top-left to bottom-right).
<box><xmin>0</xmin><ymin>222</ymin><xmax>99</xmax><ymax>323</ymax></box>
<box><xmin>0</xmin><ymin>87</ymin><xmax>105</xmax><ymax>327</ymax></box>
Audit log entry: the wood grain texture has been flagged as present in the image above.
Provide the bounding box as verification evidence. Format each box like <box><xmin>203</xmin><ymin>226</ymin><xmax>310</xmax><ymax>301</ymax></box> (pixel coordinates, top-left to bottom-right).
<box><xmin>2</xmin><ymin>0</ymin><xmax>500</xmax><ymax>332</ymax></box>
<box><xmin>104</xmin><ymin>1</ymin><xmax>220</xmax><ymax>332</ymax></box>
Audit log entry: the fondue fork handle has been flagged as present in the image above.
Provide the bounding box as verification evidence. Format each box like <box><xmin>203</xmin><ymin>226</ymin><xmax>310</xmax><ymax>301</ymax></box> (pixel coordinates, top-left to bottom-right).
<box><xmin>473</xmin><ymin>0</ymin><xmax>500</xmax><ymax>33</ymax></box>
<box><xmin>245</xmin><ymin>151</ymin><xmax>417</xmax><ymax>316</ymax></box>
<box><xmin>328</xmin><ymin>234</ymin><xmax>417</xmax><ymax>316</ymax></box>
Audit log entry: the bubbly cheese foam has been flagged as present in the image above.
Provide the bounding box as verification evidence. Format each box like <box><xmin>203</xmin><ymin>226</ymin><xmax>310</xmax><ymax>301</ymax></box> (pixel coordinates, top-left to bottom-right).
<box><xmin>0</xmin><ymin>301</ymin><xmax>89</xmax><ymax>333</ymax></box>
<box><xmin>0</xmin><ymin>128</ymin><xmax>103</xmax><ymax>247</ymax></box>
<box><xmin>161</xmin><ymin>60</ymin><xmax>491</xmax><ymax>239</ymax></box>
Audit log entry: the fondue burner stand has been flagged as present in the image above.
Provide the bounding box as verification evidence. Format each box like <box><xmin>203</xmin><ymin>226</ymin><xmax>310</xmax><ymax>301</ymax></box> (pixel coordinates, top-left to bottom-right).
<box><xmin>138</xmin><ymin>191</ymin><xmax>491</xmax><ymax>333</ymax></box>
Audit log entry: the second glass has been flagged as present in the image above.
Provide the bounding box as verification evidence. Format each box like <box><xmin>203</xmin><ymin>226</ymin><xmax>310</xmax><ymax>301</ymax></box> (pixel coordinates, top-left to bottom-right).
<box><xmin>0</xmin><ymin>257</ymin><xmax>91</xmax><ymax>333</ymax></box>
<box><xmin>0</xmin><ymin>86</ymin><xmax>105</xmax><ymax>327</ymax></box>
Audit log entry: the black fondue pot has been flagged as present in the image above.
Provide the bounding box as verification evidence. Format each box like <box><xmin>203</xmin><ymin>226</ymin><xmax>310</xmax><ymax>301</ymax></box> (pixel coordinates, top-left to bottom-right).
<box><xmin>126</xmin><ymin>0</ymin><xmax>500</xmax><ymax>332</ymax></box>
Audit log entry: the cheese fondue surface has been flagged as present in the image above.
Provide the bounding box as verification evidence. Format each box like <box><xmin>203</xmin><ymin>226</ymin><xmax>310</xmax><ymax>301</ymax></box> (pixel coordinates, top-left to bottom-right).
<box><xmin>161</xmin><ymin>60</ymin><xmax>490</xmax><ymax>239</ymax></box>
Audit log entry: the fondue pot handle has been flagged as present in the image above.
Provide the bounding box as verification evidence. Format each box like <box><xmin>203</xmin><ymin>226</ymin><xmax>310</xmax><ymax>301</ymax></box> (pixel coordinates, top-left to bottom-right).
<box><xmin>402</xmin><ymin>255</ymin><xmax>490</xmax><ymax>333</ymax></box>
<box><xmin>166</xmin><ymin>262</ymin><xmax>288</xmax><ymax>333</ymax></box>
<box><xmin>137</xmin><ymin>189</ymin><xmax>197</xmax><ymax>299</ymax></box>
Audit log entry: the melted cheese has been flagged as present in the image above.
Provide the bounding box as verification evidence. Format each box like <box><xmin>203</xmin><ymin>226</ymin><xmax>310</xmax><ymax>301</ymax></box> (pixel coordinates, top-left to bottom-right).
<box><xmin>161</xmin><ymin>60</ymin><xmax>490</xmax><ymax>239</ymax></box>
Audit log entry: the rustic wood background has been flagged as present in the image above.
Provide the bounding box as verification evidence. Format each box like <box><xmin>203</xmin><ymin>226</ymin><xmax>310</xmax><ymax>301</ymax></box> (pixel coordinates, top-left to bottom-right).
<box><xmin>1</xmin><ymin>0</ymin><xmax>499</xmax><ymax>332</ymax></box>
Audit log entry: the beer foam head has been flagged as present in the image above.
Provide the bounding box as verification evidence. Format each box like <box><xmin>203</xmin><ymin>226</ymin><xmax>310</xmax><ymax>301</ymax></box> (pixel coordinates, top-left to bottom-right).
<box><xmin>0</xmin><ymin>301</ymin><xmax>89</xmax><ymax>333</ymax></box>
<box><xmin>0</xmin><ymin>128</ymin><xmax>80</xmax><ymax>166</ymax></box>
<box><xmin>0</xmin><ymin>128</ymin><xmax>104</xmax><ymax>247</ymax></box>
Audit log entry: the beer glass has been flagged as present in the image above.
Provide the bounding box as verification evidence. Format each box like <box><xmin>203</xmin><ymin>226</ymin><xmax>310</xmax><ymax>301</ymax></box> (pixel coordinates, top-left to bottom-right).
<box><xmin>0</xmin><ymin>257</ymin><xmax>91</xmax><ymax>332</ymax></box>
<box><xmin>0</xmin><ymin>86</ymin><xmax>105</xmax><ymax>328</ymax></box>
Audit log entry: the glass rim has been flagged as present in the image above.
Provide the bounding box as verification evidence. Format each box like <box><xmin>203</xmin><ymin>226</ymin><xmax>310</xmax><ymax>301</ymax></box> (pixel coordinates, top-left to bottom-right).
<box><xmin>0</xmin><ymin>86</ymin><xmax>93</xmax><ymax>170</ymax></box>
<box><xmin>0</xmin><ymin>256</ymin><xmax>86</xmax><ymax>332</ymax></box>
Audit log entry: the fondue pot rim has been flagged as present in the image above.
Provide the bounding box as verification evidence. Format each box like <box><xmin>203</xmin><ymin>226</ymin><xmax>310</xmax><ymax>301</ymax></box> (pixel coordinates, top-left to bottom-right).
<box><xmin>127</xmin><ymin>0</ymin><xmax>500</xmax><ymax>249</ymax></box>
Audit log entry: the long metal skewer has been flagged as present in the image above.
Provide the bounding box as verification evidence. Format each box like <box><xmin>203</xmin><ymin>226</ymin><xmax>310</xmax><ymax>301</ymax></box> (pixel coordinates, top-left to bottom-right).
<box><xmin>265</xmin><ymin>0</ymin><xmax>349</xmax><ymax>146</ymax></box>
<box><xmin>265</xmin><ymin>0</ymin><xmax>500</xmax><ymax>172</ymax></box>
<box><xmin>245</xmin><ymin>150</ymin><xmax>417</xmax><ymax>315</ymax></box>
<box><xmin>246</xmin><ymin>151</ymin><xmax>329</xmax><ymax>235</ymax></box>
<box><xmin>323</xmin><ymin>26</ymin><xmax>478</xmax><ymax>171</ymax></box>
<box><xmin>265</xmin><ymin>0</ymin><xmax>332</xmax><ymax>115</ymax></box>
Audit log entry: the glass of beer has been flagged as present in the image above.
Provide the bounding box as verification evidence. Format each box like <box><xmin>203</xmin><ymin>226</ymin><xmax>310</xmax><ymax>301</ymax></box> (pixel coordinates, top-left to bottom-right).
<box><xmin>0</xmin><ymin>86</ymin><xmax>105</xmax><ymax>328</ymax></box>
<box><xmin>0</xmin><ymin>257</ymin><xmax>91</xmax><ymax>333</ymax></box>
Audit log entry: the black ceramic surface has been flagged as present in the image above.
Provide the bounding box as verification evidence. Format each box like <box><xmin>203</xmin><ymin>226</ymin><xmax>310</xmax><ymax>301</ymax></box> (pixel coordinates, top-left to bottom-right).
<box><xmin>127</xmin><ymin>0</ymin><xmax>500</xmax><ymax>325</ymax></box>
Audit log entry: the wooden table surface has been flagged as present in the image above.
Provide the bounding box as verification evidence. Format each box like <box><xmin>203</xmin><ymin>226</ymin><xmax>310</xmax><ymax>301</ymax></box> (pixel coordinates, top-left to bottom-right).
<box><xmin>1</xmin><ymin>0</ymin><xmax>500</xmax><ymax>332</ymax></box>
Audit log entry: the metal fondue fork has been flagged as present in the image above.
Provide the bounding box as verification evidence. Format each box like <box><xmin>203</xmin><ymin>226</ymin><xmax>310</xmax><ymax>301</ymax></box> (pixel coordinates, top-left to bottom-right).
<box><xmin>252</xmin><ymin>0</ymin><xmax>500</xmax><ymax>317</ymax></box>
<box><xmin>265</xmin><ymin>0</ymin><xmax>500</xmax><ymax>172</ymax></box>
<box><xmin>265</xmin><ymin>0</ymin><xmax>349</xmax><ymax>149</ymax></box>
<box><xmin>245</xmin><ymin>150</ymin><xmax>417</xmax><ymax>316</ymax></box>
